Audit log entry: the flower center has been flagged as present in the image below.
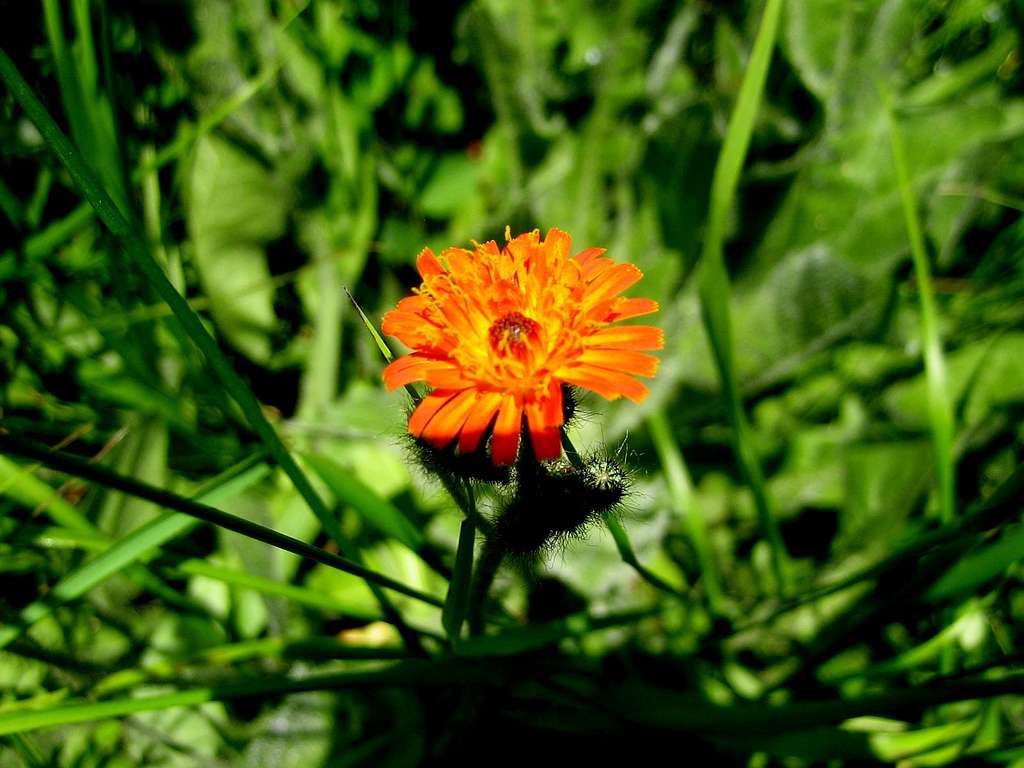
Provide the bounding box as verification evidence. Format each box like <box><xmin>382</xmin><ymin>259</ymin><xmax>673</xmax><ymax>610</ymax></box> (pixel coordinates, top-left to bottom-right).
<box><xmin>488</xmin><ymin>312</ymin><xmax>539</xmax><ymax>355</ymax></box>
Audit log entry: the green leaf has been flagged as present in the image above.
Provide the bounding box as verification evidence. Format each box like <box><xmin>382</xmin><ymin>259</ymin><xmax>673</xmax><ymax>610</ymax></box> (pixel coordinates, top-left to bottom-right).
<box><xmin>419</xmin><ymin>154</ymin><xmax>480</xmax><ymax>217</ymax></box>
<box><xmin>925</xmin><ymin>525</ymin><xmax>1024</xmax><ymax>604</ymax></box>
<box><xmin>303</xmin><ymin>452</ymin><xmax>424</xmax><ymax>551</ymax></box>
<box><xmin>186</xmin><ymin>135</ymin><xmax>288</xmax><ymax>363</ymax></box>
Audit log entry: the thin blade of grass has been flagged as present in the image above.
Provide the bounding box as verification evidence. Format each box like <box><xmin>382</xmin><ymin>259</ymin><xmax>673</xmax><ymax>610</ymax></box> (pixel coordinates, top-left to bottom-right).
<box><xmin>0</xmin><ymin>434</ymin><xmax>443</xmax><ymax>609</ymax></box>
<box><xmin>93</xmin><ymin>637</ymin><xmax>411</xmax><ymax>697</ymax></box>
<box><xmin>0</xmin><ymin>454</ymin><xmax>269</xmax><ymax>650</ymax></box>
<box><xmin>168</xmin><ymin>559</ymin><xmax>380</xmax><ymax>621</ymax></box>
<box><xmin>344</xmin><ymin>286</ymin><xmax>422</xmax><ymax>404</ymax></box>
<box><xmin>0</xmin><ymin>454</ymin><xmax>93</xmax><ymax>532</ymax></box>
<box><xmin>647</xmin><ymin>410</ymin><xmax>722</xmax><ymax>614</ymax></box>
<box><xmin>694</xmin><ymin>0</ymin><xmax>790</xmax><ymax>596</ymax></box>
<box><xmin>0</xmin><ymin>661</ymin><xmax>507</xmax><ymax>736</ymax></box>
<box><xmin>884</xmin><ymin>86</ymin><xmax>956</xmax><ymax>525</ymax></box>
<box><xmin>0</xmin><ymin>46</ymin><xmax>418</xmax><ymax>647</ymax></box>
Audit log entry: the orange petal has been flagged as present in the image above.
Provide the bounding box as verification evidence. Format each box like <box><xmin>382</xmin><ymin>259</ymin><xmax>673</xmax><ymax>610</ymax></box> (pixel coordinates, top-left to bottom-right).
<box><xmin>525</xmin><ymin>384</ymin><xmax>563</xmax><ymax>461</ymax></box>
<box><xmin>543</xmin><ymin>227</ymin><xmax>573</xmax><ymax>260</ymax></box>
<box><xmin>584</xmin><ymin>325</ymin><xmax>664</xmax><ymax>350</ymax></box>
<box><xmin>382</xmin><ymin>354</ymin><xmax>447</xmax><ymax>390</ymax></box>
<box><xmin>416</xmin><ymin>248</ymin><xmax>445</xmax><ymax>280</ymax></box>
<box><xmin>584</xmin><ymin>263</ymin><xmax>643</xmax><ymax>306</ymax></box>
<box><xmin>438</xmin><ymin>296</ymin><xmax>478</xmax><ymax>340</ymax></box>
<box><xmin>459</xmin><ymin>391</ymin><xmax>503</xmax><ymax>453</ymax></box>
<box><xmin>491</xmin><ymin>394</ymin><xmax>523</xmax><ymax>466</ymax></box>
<box><xmin>424</xmin><ymin>365</ymin><xmax>475</xmax><ymax>390</ymax></box>
<box><xmin>422</xmin><ymin>390</ymin><xmax>478</xmax><ymax>449</ymax></box>
<box><xmin>573</xmin><ymin>247</ymin><xmax>607</xmax><ymax>268</ymax></box>
<box><xmin>580</xmin><ymin>256</ymin><xmax>615</xmax><ymax>281</ymax></box>
<box><xmin>577</xmin><ymin>349</ymin><xmax>660</xmax><ymax>377</ymax></box>
<box><xmin>408</xmin><ymin>390</ymin><xmax>458</xmax><ymax>438</ymax></box>
<box><xmin>556</xmin><ymin>365</ymin><xmax>650</xmax><ymax>403</ymax></box>
<box><xmin>396</xmin><ymin>295</ymin><xmax>430</xmax><ymax>314</ymax></box>
<box><xmin>605</xmin><ymin>297</ymin><xmax>659</xmax><ymax>322</ymax></box>
<box><xmin>381</xmin><ymin>311</ymin><xmax>442</xmax><ymax>348</ymax></box>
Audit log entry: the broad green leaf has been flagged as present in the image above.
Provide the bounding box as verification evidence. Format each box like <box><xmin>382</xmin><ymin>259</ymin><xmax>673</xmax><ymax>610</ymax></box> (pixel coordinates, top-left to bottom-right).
<box><xmin>186</xmin><ymin>135</ymin><xmax>289</xmax><ymax>363</ymax></box>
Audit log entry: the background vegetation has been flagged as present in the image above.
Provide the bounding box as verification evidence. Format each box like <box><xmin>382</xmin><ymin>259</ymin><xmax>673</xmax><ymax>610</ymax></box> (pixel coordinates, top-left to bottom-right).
<box><xmin>2</xmin><ymin>0</ymin><xmax>1023</xmax><ymax>764</ymax></box>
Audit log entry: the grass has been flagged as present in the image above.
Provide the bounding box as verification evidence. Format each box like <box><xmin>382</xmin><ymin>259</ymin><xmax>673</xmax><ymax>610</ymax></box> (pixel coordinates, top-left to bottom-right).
<box><xmin>1</xmin><ymin>1</ymin><xmax>1022</xmax><ymax>764</ymax></box>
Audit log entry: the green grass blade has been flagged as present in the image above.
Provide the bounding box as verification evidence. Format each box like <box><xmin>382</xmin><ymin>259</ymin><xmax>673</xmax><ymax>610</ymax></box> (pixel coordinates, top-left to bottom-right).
<box><xmin>612</xmin><ymin>671</ymin><xmax>1024</xmax><ymax>733</ymax></box>
<box><xmin>303</xmin><ymin>452</ymin><xmax>424</xmax><ymax>551</ymax></box>
<box><xmin>647</xmin><ymin>410</ymin><xmax>723</xmax><ymax>614</ymax></box>
<box><xmin>169</xmin><ymin>559</ymin><xmax>381</xmax><ymax>621</ymax></box>
<box><xmin>345</xmin><ymin>286</ymin><xmax>422</xmax><ymax>404</ymax></box>
<box><xmin>0</xmin><ymin>455</ymin><xmax>269</xmax><ymax>650</ymax></box>
<box><xmin>884</xmin><ymin>88</ymin><xmax>956</xmax><ymax>524</ymax></box>
<box><xmin>0</xmin><ymin>46</ymin><xmax>416</xmax><ymax>642</ymax></box>
<box><xmin>0</xmin><ymin>454</ymin><xmax>93</xmax><ymax>532</ymax></box>
<box><xmin>93</xmin><ymin>637</ymin><xmax>411</xmax><ymax>697</ymax></box>
<box><xmin>924</xmin><ymin>526</ymin><xmax>1024</xmax><ymax>604</ymax></box>
<box><xmin>695</xmin><ymin>0</ymin><xmax>789</xmax><ymax>596</ymax></box>
<box><xmin>443</xmin><ymin>515</ymin><xmax>476</xmax><ymax>646</ymax></box>
<box><xmin>0</xmin><ymin>661</ymin><xmax>506</xmax><ymax>736</ymax></box>
<box><xmin>0</xmin><ymin>434</ymin><xmax>443</xmax><ymax>609</ymax></box>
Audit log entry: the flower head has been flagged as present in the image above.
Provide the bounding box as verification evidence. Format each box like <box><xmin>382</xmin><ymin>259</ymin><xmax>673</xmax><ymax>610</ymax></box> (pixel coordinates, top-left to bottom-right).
<box><xmin>382</xmin><ymin>228</ymin><xmax>663</xmax><ymax>465</ymax></box>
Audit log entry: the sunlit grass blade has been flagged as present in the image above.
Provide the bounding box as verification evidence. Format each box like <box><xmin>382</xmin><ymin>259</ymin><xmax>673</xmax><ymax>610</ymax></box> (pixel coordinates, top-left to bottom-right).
<box><xmin>167</xmin><ymin>559</ymin><xmax>382</xmax><ymax>621</ymax></box>
<box><xmin>884</xmin><ymin>88</ymin><xmax>956</xmax><ymax>525</ymax></box>
<box><xmin>0</xmin><ymin>661</ymin><xmax>507</xmax><ymax>736</ymax></box>
<box><xmin>817</xmin><ymin>602</ymin><xmax>986</xmax><ymax>684</ymax></box>
<box><xmin>93</xmin><ymin>637</ymin><xmax>412</xmax><ymax>697</ymax></box>
<box><xmin>694</xmin><ymin>0</ymin><xmax>790</xmax><ymax>596</ymax></box>
<box><xmin>0</xmin><ymin>454</ymin><xmax>93</xmax><ymax>532</ymax></box>
<box><xmin>647</xmin><ymin>410</ymin><xmax>722</xmax><ymax>614</ymax></box>
<box><xmin>0</xmin><ymin>434</ymin><xmax>442</xmax><ymax>609</ymax></box>
<box><xmin>0</xmin><ymin>46</ymin><xmax>417</xmax><ymax>645</ymax></box>
<box><xmin>344</xmin><ymin>286</ymin><xmax>422</xmax><ymax>404</ymax></box>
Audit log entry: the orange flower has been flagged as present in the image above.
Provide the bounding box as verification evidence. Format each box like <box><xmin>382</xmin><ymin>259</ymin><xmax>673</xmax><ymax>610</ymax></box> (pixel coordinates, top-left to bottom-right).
<box><xmin>381</xmin><ymin>228</ymin><xmax>663</xmax><ymax>465</ymax></box>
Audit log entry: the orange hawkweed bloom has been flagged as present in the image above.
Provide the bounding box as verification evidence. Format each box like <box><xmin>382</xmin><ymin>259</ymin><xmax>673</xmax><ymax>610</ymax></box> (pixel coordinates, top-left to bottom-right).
<box><xmin>381</xmin><ymin>228</ymin><xmax>663</xmax><ymax>465</ymax></box>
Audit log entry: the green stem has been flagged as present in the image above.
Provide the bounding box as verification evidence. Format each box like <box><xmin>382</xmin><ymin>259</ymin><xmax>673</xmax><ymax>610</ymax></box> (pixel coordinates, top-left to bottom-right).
<box><xmin>561</xmin><ymin>431</ymin><xmax>689</xmax><ymax>599</ymax></box>
<box><xmin>694</xmin><ymin>0</ymin><xmax>790</xmax><ymax>596</ymax></box>
<box><xmin>467</xmin><ymin>537</ymin><xmax>504</xmax><ymax>636</ymax></box>
<box><xmin>443</xmin><ymin>510</ymin><xmax>477</xmax><ymax>647</ymax></box>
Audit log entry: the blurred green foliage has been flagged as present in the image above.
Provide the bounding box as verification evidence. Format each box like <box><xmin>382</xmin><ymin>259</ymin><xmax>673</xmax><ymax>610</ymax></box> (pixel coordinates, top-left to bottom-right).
<box><xmin>1</xmin><ymin>0</ymin><xmax>1024</xmax><ymax>764</ymax></box>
